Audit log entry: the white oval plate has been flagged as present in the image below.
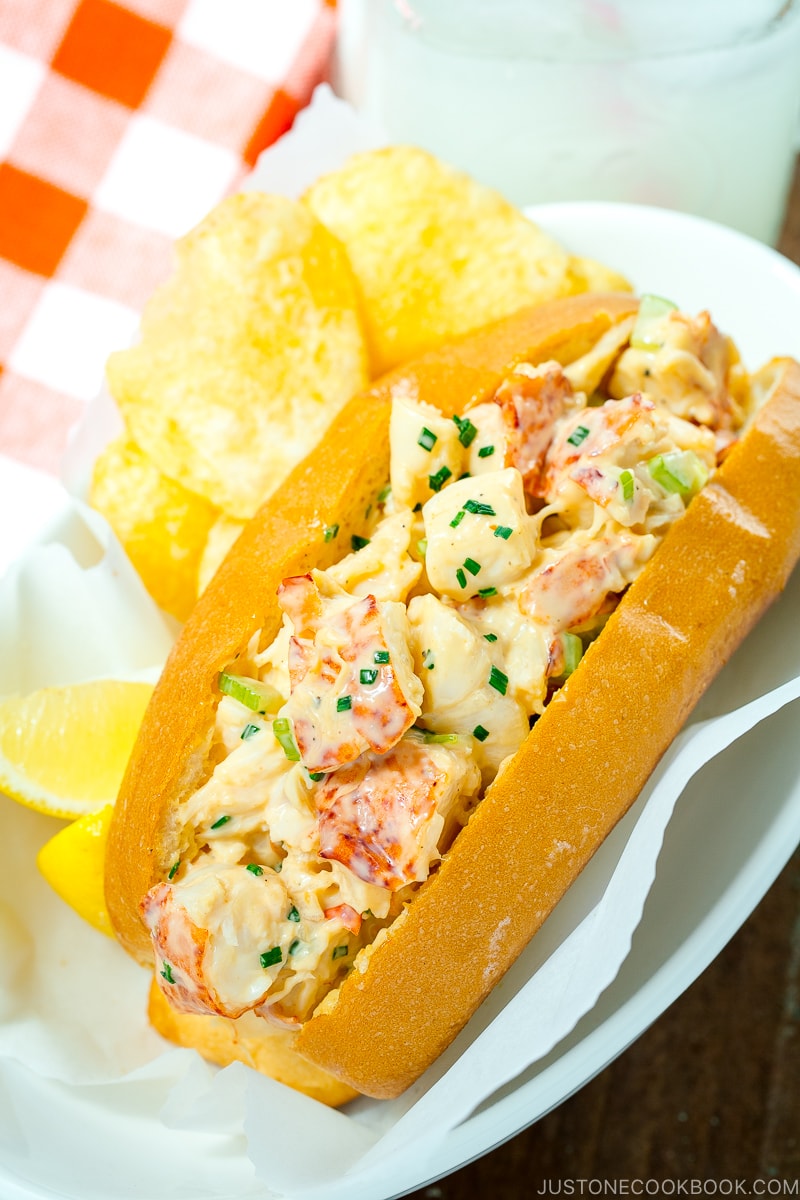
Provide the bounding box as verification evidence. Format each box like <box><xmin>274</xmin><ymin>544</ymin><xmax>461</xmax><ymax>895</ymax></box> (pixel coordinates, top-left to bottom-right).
<box><xmin>379</xmin><ymin>201</ymin><xmax>800</xmax><ymax>1198</ymax></box>
<box><xmin>1</xmin><ymin>202</ymin><xmax>799</xmax><ymax>1200</ymax></box>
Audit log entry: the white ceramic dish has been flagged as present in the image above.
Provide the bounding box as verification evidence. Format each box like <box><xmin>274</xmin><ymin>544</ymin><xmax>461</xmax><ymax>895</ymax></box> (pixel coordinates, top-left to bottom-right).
<box><xmin>1</xmin><ymin>202</ymin><xmax>799</xmax><ymax>1200</ymax></box>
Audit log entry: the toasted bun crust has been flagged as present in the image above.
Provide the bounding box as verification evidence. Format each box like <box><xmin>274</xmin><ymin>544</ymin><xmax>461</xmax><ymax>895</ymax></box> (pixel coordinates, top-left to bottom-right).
<box><xmin>296</xmin><ymin>356</ymin><xmax>800</xmax><ymax>1096</ymax></box>
<box><xmin>106</xmin><ymin>294</ymin><xmax>800</xmax><ymax>1100</ymax></box>
<box><xmin>146</xmin><ymin>978</ymin><xmax>358</xmax><ymax>1106</ymax></box>
<box><xmin>106</xmin><ymin>292</ymin><xmax>638</xmax><ymax>965</ymax></box>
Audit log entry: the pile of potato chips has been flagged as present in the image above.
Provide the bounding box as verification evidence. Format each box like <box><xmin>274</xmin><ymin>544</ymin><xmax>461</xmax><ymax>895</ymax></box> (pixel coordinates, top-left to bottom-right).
<box><xmin>91</xmin><ymin>146</ymin><xmax>629</xmax><ymax>620</ymax></box>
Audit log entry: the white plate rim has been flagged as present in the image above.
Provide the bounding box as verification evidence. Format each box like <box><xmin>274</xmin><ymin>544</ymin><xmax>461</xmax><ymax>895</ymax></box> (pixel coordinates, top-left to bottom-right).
<box><xmin>1</xmin><ymin>200</ymin><xmax>800</xmax><ymax>1200</ymax></box>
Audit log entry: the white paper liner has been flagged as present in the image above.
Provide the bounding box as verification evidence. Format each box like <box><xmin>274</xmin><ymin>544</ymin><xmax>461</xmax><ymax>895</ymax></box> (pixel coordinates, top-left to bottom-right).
<box><xmin>0</xmin><ymin>492</ymin><xmax>174</xmax><ymax>697</ymax></box>
<box><xmin>3</xmin><ymin>632</ymin><xmax>795</xmax><ymax>1200</ymax></box>
<box><xmin>1</xmin><ymin>85</ymin><xmax>799</xmax><ymax>1200</ymax></box>
<box><xmin>60</xmin><ymin>384</ymin><xmax>125</xmax><ymax>505</ymax></box>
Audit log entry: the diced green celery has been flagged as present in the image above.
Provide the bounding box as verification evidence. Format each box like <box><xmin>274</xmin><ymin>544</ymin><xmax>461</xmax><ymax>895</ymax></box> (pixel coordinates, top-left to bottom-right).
<box><xmin>410</xmin><ymin>727</ymin><xmax>464</xmax><ymax>746</ymax></box>
<box><xmin>272</xmin><ymin>717</ymin><xmax>301</xmax><ymax>762</ymax></box>
<box><xmin>561</xmin><ymin>632</ymin><xmax>583</xmax><ymax>677</ymax></box>
<box><xmin>218</xmin><ymin>672</ymin><xmax>283</xmax><ymax>714</ymax></box>
<box><xmin>630</xmin><ymin>293</ymin><xmax>678</xmax><ymax>352</ymax></box>
<box><xmin>647</xmin><ymin>451</ymin><xmax>709</xmax><ymax>498</ymax></box>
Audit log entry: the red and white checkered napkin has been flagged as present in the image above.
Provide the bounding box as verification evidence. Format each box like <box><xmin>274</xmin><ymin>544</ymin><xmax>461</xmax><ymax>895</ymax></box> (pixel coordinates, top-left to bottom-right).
<box><xmin>0</xmin><ymin>0</ymin><xmax>337</xmax><ymax>474</ymax></box>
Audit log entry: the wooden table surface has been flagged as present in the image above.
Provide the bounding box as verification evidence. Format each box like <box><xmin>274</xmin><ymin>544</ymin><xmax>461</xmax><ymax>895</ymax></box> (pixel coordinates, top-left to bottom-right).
<box><xmin>408</xmin><ymin>160</ymin><xmax>800</xmax><ymax>1200</ymax></box>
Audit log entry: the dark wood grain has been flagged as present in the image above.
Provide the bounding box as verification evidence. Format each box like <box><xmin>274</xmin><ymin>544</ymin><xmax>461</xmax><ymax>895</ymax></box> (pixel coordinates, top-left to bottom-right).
<box><xmin>780</xmin><ymin>158</ymin><xmax>800</xmax><ymax>267</ymax></box>
<box><xmin>408</xmin><ymin>158</ymin><xmax>800</xmax><ymax>1199</ymax></box>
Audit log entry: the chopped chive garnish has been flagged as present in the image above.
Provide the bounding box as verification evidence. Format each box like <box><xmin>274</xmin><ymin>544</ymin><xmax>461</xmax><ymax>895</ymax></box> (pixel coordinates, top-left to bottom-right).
<box><xmin>289</xmin><ymin>939</ymin><xmax>301</xmax><ymax>955</ymax></box>
<box><xmin>620</xmin><ymin>469</ymin><xmax>635</xmax><ymax>502</ymax></box>
<box><xmin>378</xmin><ymin>483</ymin><xmax>391</xmax><ymax>502</ymax></box>
<box><xmin>333</xmin><ymin>945</ymin><xmax>349</xmax><ymax>960</ymax></box>
<box><xmin>422</xmin><ymin>649</ymin><xmax>435</xmax><ymax>670</ymax></box>
<box><xmin>450</xmin><ymin>510</ymin><xmax>466</xmax><ymax>529</ymax></box>
<box><xmin>246</xmin><ymin>863</ymin><xmax>264</xmax><ymax>876</ymax></box>
<box><xmin>418</xmin><ymin>426</ymin><xmax>438</xmax><ymax>452</ymax></box>
<box><xmin>288</xmin><ymin>906</ymin><xmax>300</xmax><ymax>923</ymax></box>
<box><xmin>360</xmin><ymin>668</ymin><xmax>378</xmax><ymax>685</ymax></box>
<box><xmin>374</xmin><ymin>650</ymin><xmax>390</xmax><ymax>664</ymax></box>
<box><xmin>210</xmin><ymin>815</ymin><xmax>231</xmax><ymax>830</ymax></box>
<box><xmin>459</xmin><ymin>471</ymin><xmax>472</xmax><ymax>480</ymax></box>
<box><xmin>479</xmin><ymin>586</ymin><xmax>498</xmax><ymax>598</ymax></box>
<box><xmin>453</xmin><ymin>414</ymin><xmax>478</xmax><ymax>447</ymax></box>
<box><xmin>419</xmin><ymin>730</ymin><xmax>459</xmax><ymax>744</ymax></box>
<box><xmin>456</xmin><ymin>567</ymin><xmax>467</xmax><ymax>589</ymax></box>
<box><xmin>161</xmin><ymin>962</ymin><xmax>175</xmax><ymax>984</ymax></box>
<box><xmin>413</xmin><ymin>502</ymin><xmax>422</xmax><ymax>512</ymax></box>
<box><xmin>309</xmin><ymin>771</ymin><xmax>325</xmax><ymax>782</ymax></box>
<box><xmin>241</xmin><ymin>722</ymin><xmax>260</xmax><ymax>740</ymax></box>
<box><xmin>473</xmin><ymin>724</ymin><xmax>490</xmax><ymax>742</ymax></box>
<box><xmin>323</xmin><ymin>524</ymin><xmax>339</xmax><ymax>542</ymax></box>
<box><xmin>464</xmin><ymin>557</ymin><xmax>481</xmax><ymax>576</ymax></box>
<box><xmin>351</xmin><ymin>534</ymin><xmax>370</xmax><ymax>552</ymax></box>
<box><xmin>567</xmin><ymin>424</ymin><xmax>590</xmax><ymax>448</ymax></box>
<box><xmin>260</xmin><ymin>947</ymin><xmax>282</xmax><ymax>969</ymax></box>
<box><xmin>337</xmin><ymin>695</ymin><xmax>352</xmax><ymax>712</ymax></box>
<box><xmin>494</xmin><ymin>525</ymin><xmax>513</xmax><ymax>540</ymax></box>
<box><xmin>489</xmin><ymin>666</ymin><xmax>508</xmax><ymax>694</ymax></box>
<box><xmin>429</xmin><ymin>465</ymin><xmax>452</xmax><ymax>492</ymax></box>
<box><xmin>484</xmin><ymin>633</ymin><xmax>498</xmax><ymax>643</ymax></box>
<box><xmin>417</xmin><ymin>538</ymin><xmax>428</xmax><ymax>556</ymax></box>
<box><xmin>273</xmin><ymin>716</ymin><xmax>300</xmax><ymax>762</ymax></box>
<box><xmin>464</xmin><ymin>500</ymin><xmax>496</xmax><ymax>516</ymax></box>
<box><xmin>478</xmin><ymin>445</ymin><xmax>495</xmax><ymax>458</ymax></box>
<box><xmin>168</xmin><ymin>860</ymin><xmax>180</xmax><ymax>880</ymax></box>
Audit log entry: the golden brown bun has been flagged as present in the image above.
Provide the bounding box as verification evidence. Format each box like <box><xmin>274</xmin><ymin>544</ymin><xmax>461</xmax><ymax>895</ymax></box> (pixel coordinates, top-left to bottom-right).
<box><xmin>106</xmin><ymin>294</ymin><xmax>800</xmax><ymax>1100</ymax></box>
<box><xmin>147</xmin><ymin>979</ymin><xmax>358</xmax><ymax>1107</ymax></box>
<box><xmin>106</xmin><ymin>292</ymin><xmax>638</xmax><ymax>966</ymax></box>
<box><xmin>296</xmin><ymin>355</ymin><xmax>800</xmax><ymax>1096</ymax></box>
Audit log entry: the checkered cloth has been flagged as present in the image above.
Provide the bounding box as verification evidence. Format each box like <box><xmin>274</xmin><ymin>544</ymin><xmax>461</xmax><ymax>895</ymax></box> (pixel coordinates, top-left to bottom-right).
<box><xmin>0</xmin><ymin>0</ymin><xmax>337</xmax><ymax>473</ymax></box>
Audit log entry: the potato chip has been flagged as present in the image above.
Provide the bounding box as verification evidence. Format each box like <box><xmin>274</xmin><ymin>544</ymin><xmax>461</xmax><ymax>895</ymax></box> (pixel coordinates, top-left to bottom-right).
<box><xmin>197</xmin><ymin>513</ymin><xmax>247</xmax><ymax>597</ymax></box>
<box><xmin>106</xmin><ymin>193</ymin><xmax>369</xmax><ymax>520</ymax></box>
<box><xmin>303</xmin><ymin>146</ymin><xmax>586</xmax><ymax>374</ymax></box>
<box><xmin>90</xmin><ymin>436</ymin><xmax>218</xmax><ymax>622</ymax></box>
<box><xmin>568</xmin><ymin>255</ymin><xmax>632</xmax><ymax>295</ymax></box>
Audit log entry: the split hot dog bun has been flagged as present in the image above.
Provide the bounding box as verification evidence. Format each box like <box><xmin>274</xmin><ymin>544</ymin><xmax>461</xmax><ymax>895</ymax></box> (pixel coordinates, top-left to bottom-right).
<box><xmin>105</xmin><ymin>293</ymin><xmax>800</xmax><ymax>1102</ymax></box>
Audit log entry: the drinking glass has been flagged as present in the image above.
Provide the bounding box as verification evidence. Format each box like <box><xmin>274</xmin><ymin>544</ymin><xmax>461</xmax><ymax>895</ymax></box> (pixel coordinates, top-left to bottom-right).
<box><xmin>337</xmin><ymin>0</ymin><xmax>800</xmax><ymax>244</ymax></box>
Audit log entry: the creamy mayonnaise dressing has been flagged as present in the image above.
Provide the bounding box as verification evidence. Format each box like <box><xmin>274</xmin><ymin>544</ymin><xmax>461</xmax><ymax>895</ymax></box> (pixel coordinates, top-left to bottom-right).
<box><xmin>142</xmin><ymin>307</ymin><xmax>750</xmax><ymax>1029</ymax></box>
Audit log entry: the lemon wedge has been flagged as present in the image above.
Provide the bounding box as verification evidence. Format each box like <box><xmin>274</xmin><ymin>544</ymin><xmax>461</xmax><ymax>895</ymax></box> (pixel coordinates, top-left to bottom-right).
<box><xmin>0</xmin><ymin>680</ymin><xmax>153</xmax><ymax>819</ymax></box>
<box><xmin>37</xmin><ymin>805</ymin><xmax>115</xmax><ymax>937</ymax></box>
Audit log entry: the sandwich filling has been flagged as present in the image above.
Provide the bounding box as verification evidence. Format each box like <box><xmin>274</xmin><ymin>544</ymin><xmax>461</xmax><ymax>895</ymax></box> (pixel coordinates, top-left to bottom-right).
<box><xmin>141</xmin><ymin>301</ymin><xmax>751</xmax><ymax>1029</ymax></box>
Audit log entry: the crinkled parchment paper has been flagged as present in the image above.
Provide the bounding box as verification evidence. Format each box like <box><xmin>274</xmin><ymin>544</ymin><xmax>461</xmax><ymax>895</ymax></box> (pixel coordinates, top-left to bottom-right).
<box><xmin>1</xmin><ymin>88</ymin><xmax>799</xmax><ymax>1200</ymax></box>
